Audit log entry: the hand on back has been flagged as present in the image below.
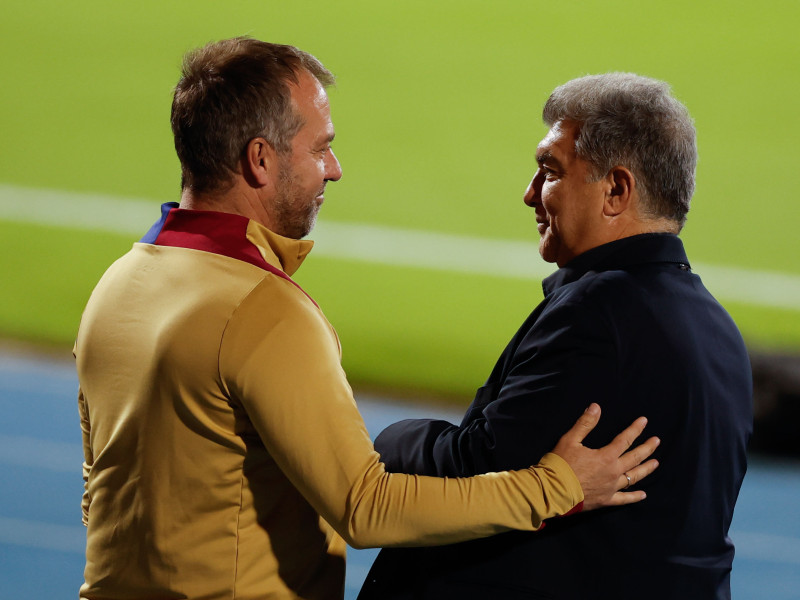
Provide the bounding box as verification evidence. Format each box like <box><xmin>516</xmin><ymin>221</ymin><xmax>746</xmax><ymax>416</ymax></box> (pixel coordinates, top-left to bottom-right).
<box><xmin>552</xmin><ymin>403</ymin><xmax>660</xmax><ymax>511</ymax></box>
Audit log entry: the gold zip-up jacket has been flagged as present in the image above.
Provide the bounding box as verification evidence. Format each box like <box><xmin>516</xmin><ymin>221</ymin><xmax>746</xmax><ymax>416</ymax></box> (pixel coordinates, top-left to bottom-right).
<box><xmin>74</xmin><ymin>204</ymin><xmax>583</xmax><ymax>600</ymax></box>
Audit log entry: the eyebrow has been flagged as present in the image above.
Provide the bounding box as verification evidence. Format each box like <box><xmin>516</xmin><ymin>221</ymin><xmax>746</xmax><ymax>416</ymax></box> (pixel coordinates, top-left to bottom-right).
<box><xmin>536</xmin><ymin>151</ymin><xmax>562</xmax><ymax>169</ymax></box>
<box><xmin>318</xmin><ymin>131</ymin><xmax>335</xmax><ymax>146</ymax></box>
<box><xmin>313</xmin><ymin>130</ymin><xmax>335</xmax><ymax>150</ymax></box>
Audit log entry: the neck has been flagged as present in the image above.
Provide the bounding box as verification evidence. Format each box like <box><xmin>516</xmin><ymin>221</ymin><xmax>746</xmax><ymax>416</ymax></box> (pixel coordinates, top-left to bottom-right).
<box><xmin>179</xmin><ymin>180</ymin><xmax>275</xmax><ymax>229</ymax></box>
<box><xmin>180</xmin><ymin>185</ymin><xmax>235</xmax><ymax>212</ymax></box>
<box><xmin>617</xmin><ymin>216</ymin><xmax>681</xmax><ymax>238</ymax></box>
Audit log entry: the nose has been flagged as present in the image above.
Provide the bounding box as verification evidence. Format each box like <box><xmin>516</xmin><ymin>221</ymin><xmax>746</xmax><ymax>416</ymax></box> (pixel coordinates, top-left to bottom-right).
<box><xmin>523</xmin><ymin>171</ymin><xmax>543</xmax><ymax>207</ymax></box>
<box><xmin>325</xmin><ymin>148</ymin><xmax>343</xmax><ymax>182</ymax></box>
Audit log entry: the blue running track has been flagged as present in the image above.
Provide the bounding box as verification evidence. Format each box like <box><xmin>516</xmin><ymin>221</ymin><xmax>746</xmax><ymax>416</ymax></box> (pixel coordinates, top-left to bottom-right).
<box><xmin>1</xmin><ymin>350</ymin><xmax>798</xmax><ymax>599</ymax></box>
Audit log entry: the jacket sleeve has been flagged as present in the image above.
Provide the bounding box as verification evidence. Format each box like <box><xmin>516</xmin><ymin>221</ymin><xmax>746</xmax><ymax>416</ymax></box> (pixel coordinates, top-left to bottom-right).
<box><xmin>218</xmin><ymin>278</ymin><xmax>584</xmax><ymax>549</ymax></box>
<box><xmin>374</xmin><ymin>297</ymin><xmax>620</xmax><ymax>478</ymax></box>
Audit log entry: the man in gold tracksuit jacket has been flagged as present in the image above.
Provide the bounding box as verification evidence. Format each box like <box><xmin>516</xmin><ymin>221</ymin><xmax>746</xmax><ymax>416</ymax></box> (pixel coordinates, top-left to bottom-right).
<box><xmin>76</xmin><ymin>202</ymin><xmax>586</xmax><ymax>599</ymax></box>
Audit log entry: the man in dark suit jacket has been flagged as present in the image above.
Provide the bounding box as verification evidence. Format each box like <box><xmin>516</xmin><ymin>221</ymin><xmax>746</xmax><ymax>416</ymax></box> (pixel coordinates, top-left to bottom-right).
<box><xmin>358</xmin><ymin>73</ymin><xmax>753</xmax><ymax>600</ymax></box>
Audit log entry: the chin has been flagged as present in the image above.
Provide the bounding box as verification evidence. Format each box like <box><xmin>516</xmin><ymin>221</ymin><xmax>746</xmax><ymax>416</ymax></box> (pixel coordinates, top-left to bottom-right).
<box><xmin>538</xmin><ymin>241</ymin><xmax>558</xmax><ymax>265</ymax></box>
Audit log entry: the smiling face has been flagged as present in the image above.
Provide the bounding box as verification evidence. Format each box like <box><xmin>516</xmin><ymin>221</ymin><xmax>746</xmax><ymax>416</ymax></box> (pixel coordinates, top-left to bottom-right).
<box><xmin>269</xmin><ymin>71</ymin><xmax>342</xmax><ymax>239</ymax></box>
<box><xmin>523</xmin><ymin>120</ymin><xmax>610</xmax><ymax>267</ymax></box>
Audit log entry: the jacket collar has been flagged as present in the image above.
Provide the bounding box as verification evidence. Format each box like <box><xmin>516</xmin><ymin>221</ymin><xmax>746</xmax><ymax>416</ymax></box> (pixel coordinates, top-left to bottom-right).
<box><xmin>542</xmin><ymin>233</ymin><xmax>689</xmax><ymax>295</ymax></box>
<box><xmin>245</xmin><ymin>220</ymin><xmax>314</xmax><ymax>277</ymax></box>
<box><xmin>142</xmin><ymin>202</ymin><xmax>314</xmax><ymax>278</ymax></box>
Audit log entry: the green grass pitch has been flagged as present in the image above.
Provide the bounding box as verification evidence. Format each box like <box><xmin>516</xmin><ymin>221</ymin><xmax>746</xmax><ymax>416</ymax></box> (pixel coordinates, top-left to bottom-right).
<box><xmin>2</xmin><ymin>0</ymin><xmax>799</xmax><ymax>398</ymax></box>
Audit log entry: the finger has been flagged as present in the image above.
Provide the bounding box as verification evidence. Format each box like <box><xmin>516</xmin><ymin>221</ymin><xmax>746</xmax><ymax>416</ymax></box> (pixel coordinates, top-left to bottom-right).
<box><xmin>619</xmin><ymin>436</ymin><xmax>661</xmax><ymax>471</ymax></box>
<box><xmin>623</xmin><ymin>458</ymin><xmax>659</xmax><ymax>487</ymax></box>
<box><xmin>562</xmin><ymin>403</ymin><xmax>602</xmax><ymax>444</ymax></box>
<box><xmin>607</xmin><ymin>416</ymin><xmax>649</xmax><ymax>456</ymax></box>
<box><xmin>607</xmin><ymin>490</ymin><xmax>648</xmax><ymax>506</ymax></box>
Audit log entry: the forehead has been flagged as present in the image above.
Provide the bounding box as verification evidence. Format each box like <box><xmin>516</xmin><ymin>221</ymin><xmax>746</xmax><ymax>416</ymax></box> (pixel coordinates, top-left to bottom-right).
<box><xmin>290</xmin><ymin>72</ymin><xmax>332</xmax><ymax>123</ymax></box>
<box><xmin>537</xmin><ymin>119</ymin><xmax>580</xmax><ymax>162</ymax></box>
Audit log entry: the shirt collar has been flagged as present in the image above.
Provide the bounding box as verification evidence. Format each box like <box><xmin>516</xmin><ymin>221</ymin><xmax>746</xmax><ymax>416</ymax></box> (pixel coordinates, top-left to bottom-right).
<box><xmin>542</xmin><ymin>233</ymin><xmax>689</xmax><ymax>295</ymax></box>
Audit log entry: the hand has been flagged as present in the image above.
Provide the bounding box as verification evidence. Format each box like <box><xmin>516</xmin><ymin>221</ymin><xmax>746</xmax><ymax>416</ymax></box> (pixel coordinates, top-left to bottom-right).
<box><xmin>552</xmin><ymin>403</ymin><xmax>660</xmax><ymax>511</ymax></box>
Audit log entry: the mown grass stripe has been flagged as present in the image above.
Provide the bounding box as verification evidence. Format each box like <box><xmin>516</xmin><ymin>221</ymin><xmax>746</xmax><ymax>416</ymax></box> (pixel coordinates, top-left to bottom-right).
<box><xmin>2</xmin><ymin>184</ymin><xmax>799</xmax><ymax>310</ymax></box>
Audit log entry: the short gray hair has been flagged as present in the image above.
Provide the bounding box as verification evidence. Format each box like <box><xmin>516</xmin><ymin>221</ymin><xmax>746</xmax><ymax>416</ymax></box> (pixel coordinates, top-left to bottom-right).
<box><xmin>543</xmin><ymin>73</ymin><xmax>696</xmax><ymax>228</ymax></box>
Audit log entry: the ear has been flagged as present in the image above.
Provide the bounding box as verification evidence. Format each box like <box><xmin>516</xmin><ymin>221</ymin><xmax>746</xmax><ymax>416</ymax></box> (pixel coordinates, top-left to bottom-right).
<box><xmin>603</xmin><ymin>166</ymin><xmax>636</xmax><ymax>217</ymax></box>
<box><xmin>242</xmin><ymin>137</ymin><xmax>276</xmax><ymax>187</ymax></box>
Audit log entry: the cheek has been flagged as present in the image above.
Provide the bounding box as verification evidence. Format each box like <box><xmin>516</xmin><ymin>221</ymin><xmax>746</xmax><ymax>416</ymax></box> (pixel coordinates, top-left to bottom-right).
<box><xmin>540</xmin><ymin>191</ymin><xmax>561</xmax><ymax>224</ymax></box>
<box><xmin>297</xmin><ymin>157</ymin><xmax>325</xmax><ymax>178</ymax></box>
<box><xmin>305</xmin><ymin>161</ymin><xmax>327</xmax><ymax>187</ymax></box>
<box><xmin>540</xmin><ymin>180</ymin><xmax>560</xmax><ymax>206</ymax></box>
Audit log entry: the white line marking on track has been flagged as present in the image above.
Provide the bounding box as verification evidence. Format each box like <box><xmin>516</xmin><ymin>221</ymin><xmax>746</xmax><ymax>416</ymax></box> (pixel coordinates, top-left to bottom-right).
<box><xmin>0</xmin><ymin>434</ymin><xmax>82</xmax><ymax>472</ymax></box>
<box><xmin>1</xmin><ymin>512</ymin><xmax>798</xmax><ymax>568</ymax></box>
<box><xmin>0</xmin><ymin>516</ymin><xmax>85</xmax><ymax>554</ymax></box>
<box><xmin>731</xmin><ymin>531</ymin><xmax>800</xmax><ymax>565</ymax></box>
<box><xmin>2</xmin><ymin>184</ymin><xmax>799</xmax><ymax>310</ymax></box>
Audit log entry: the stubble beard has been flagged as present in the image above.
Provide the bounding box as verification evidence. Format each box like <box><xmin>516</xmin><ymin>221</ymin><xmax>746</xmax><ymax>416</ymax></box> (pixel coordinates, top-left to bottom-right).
<box><xmin>272</xmin><ymin>161</ymin><xmax>321</xmax><ymax>240</ymax></box>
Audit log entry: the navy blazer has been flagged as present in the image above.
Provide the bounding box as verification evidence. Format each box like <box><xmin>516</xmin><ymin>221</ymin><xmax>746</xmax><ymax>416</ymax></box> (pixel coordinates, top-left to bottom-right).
<box><xmin>359</xmin><ymin>234</ymin><xmax>753</xmax><ymax>600</ymax></box>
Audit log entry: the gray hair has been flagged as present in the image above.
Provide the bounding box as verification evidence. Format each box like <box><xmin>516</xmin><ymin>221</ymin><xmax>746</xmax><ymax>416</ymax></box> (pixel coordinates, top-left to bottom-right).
<box><xmin>542</xmin><ymin>73</ymin><xmax>696</xmax><ymax>228</ymax></box>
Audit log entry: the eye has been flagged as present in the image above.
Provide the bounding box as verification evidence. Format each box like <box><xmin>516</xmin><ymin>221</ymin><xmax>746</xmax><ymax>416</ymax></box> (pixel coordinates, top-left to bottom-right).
<box><xmin>542</xmin><ymin>166</ymin><xmax>558</xmax><ymax>181</ymax></box>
